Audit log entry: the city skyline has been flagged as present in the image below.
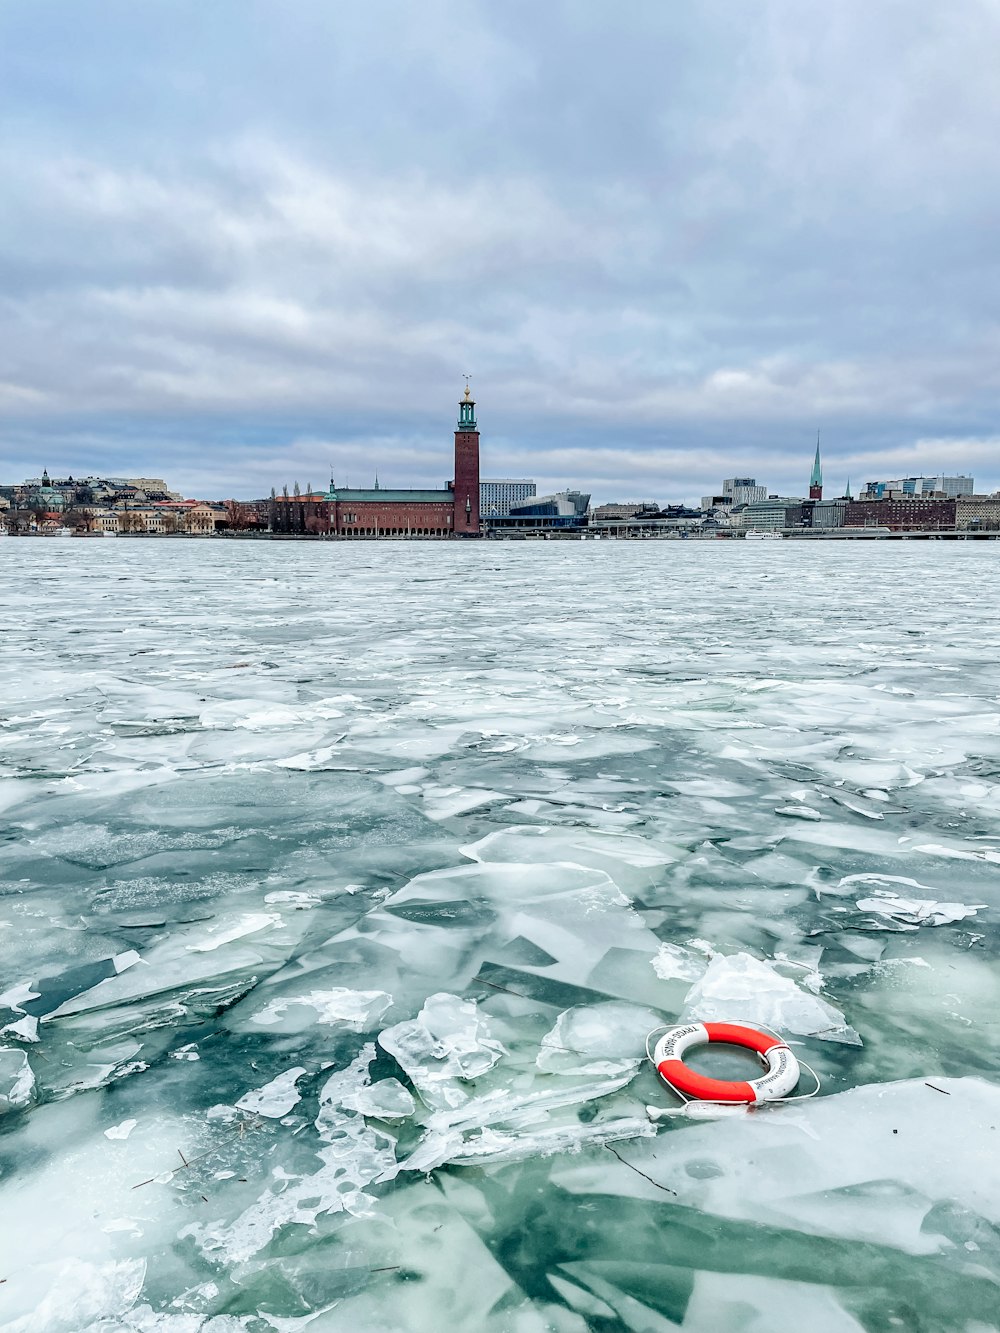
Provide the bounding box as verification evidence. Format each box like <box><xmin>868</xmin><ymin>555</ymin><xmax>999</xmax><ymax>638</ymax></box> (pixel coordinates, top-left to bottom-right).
<box><xmin>3</xmin><ymin>4</ymin><xmax>1000</xmax><ymax>501</ymax></box>
<box><xmin>4</xmin><ymin>418</ymin><xmax>988</xmax><ymax>511</ymax></box>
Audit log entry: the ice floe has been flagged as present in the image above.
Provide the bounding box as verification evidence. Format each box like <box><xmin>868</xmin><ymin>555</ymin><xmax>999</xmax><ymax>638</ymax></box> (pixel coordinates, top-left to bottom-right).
<box><xmin>378</xmin><ymin>993</ymin><xmax>506</xmax><ymax>1109</ymax></box>
<box><xmin>249</xmin><ymin>987</ymin><xmax>392</xmax><ymax>1031</ymax></box>
<box><xmin>536</xmin><ymin>1002</ymin><xmax>662</xmax><ymax>1076</ymax></box>
<box><xmin>681</xmin><ymin>951</ymin><xmax>861</xmax><ymax>1044</ymax></box>
<box><xmin>104</xmin><ymin>1118</ymin><xmax>138</xmax><ymax>1140</ymax></box>
<box><xmin>0</xmin><ymin>1046</ymin><xmax>35</xmax><ymax>1112</ymax></box>
<box><xmin>235</xmin><ymin>1066</ymin><xmax>307</xmax><ymax>1118</ymax></box>
<box><xmin>856</xmin><ymin>891</ymin><xmax>984</xmax><ymax>927</ymax></box>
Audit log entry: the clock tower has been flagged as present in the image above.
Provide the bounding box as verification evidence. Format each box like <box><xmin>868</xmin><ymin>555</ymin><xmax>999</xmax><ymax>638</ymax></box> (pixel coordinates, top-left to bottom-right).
<box><xmin>452</xmin><ymin>384</ymin><xmax>480</xmax><ymax>535</ymax></box>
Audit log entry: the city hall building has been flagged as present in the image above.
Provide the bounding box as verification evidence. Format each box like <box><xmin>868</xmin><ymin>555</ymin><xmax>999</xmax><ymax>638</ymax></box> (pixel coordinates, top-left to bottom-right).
<box><xmin>322</xmin><ymin>386</ymin><xmax>481</xmax><ymax>538</ymax></box>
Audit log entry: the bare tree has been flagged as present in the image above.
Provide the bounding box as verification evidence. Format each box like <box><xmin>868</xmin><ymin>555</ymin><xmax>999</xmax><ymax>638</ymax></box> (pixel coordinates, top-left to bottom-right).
<box><xmin>305</xmin><ymin>502</ymin><xmax>331</xmax><ymax>535</ymax></box>
<box><xmin>224</xmin><ymin>500</ymin><xmax>254</xmax><ymax>530</ymax></box>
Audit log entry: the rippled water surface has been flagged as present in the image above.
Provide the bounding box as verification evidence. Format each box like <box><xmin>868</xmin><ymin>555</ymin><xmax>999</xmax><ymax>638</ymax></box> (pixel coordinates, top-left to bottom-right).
<box><xmin>2</xmin><ymin>538</ymin><xmax>1000</xmax><ymax>1332</ymax></box>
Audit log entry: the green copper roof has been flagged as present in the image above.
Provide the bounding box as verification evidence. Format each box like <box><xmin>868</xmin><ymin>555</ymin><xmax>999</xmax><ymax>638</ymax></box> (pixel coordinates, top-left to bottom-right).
<box><xmin>810</xmin><ymin>438</ymin><xmax>823</xmax><ymax>487</ymax></box>
<box><xmin>327</xmin><ymin>488</ymin><xmax>453</xmax><ymax>503</ymax></box>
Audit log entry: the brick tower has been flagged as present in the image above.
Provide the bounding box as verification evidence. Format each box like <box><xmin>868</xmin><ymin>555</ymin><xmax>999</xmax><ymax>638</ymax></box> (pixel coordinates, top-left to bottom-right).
<box><xmin>452</xmin><ymin>383</ymin><xmax>480</xmax><ymax>535</ymax></box>
<box><xmin>809</xmin><ymin>432</ymin><xmax>823</xmax><ymax>501</ymax></box>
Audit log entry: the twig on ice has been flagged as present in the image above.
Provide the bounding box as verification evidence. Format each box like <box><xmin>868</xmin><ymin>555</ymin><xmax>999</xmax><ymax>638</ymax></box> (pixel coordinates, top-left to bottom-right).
<box><xmin>603</xmin><ymin>1144</ymin><xmax>677</xmax><ymax>1195</ymax></box>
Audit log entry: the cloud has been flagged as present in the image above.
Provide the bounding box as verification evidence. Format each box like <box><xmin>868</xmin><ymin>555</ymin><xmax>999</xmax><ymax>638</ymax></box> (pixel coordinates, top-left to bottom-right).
<box><xmin>1</xmin><ymin>1</ymin><xmax>999</xmax><ymax>499</ymax></box>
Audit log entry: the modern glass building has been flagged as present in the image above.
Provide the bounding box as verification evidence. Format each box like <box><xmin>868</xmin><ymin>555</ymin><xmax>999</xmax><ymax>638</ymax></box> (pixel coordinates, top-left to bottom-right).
<box><xmin>486</xmin><ymin>490</ymin><xmax>590</xmax><ymax>532</ymax></box>
<box><xmin>480</xmin><ymin>479</ymin><xmax>536</xmax><ymax>517</ymax></box>
<box><xmin>863</xmin><ymin>475</ymin><xmax>974</xmax><ymax>498</ymax></box>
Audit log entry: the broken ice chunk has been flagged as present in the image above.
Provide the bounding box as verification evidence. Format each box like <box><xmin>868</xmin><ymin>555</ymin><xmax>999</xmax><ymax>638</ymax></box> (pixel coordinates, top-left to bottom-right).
<box><xmin>274</xmin><ymin>742</ymin><xmax>345</xmax><ymax>770</ymax></box>
<box><xmin>0</xmin><ymin>1047</ymin><xmax>35</xmax><ymax>1113</ymax></box>
<box><xmin>855</xmin><ymin>891</ymin><xmax>984</xmax><ymax>927</ymax></box>
<box><xmin>236</xmin><ymin>1066</ymin><xmax>307</xmax><ymax>1118</ymax></box>
<box><xmin>407</xmin><ymin>1116</ymin><xmax>655</xmax><ymax>1170</ymax></box>
<box><xmin>1</xmin><ymin>1015</ymin><xmax>39</xmax><ymax>1043</ymax></box>
<box><xmin>651</xmin><ymin>942</ymin><xmax>705</xmax><ymax>982</ymax></box>
<box><xmin>104</xmin><ymin>1119</ymin><xmax>137</xmax><ymax>1140</ymax></box>
<box><xmin>7</xmin><ymin>953</ymin><xmax>142</xmax><ymax>1021</ymax></box>
<box><xmin>0</xmin><ymin>980</ymin><xmax>40</xmax><ymax>1013</ymax></box>
<box><xmin>249</xmin><ymin>987</ymin><xmax>391</xmax><ymax>1032</ymax></box>
<box><xmin>681</xmin><ymin>952</ymin><xmax>861</xmax><ymax>1045</ymax></box>
<box><xmin>537</xmin><ymin>1003</ymin><xmax>663</xmax><ymax>1076</ymax></box>
<box><xmin>186</xmin><ymin>912</ymin><xmax>281</xmax><ymax>951</ymax></box>
<box><xmin>401</xmin><ymin>1070</ymin><xmax>648</xmax><ymax>1173</ymax></box>
<box><xmin>4</xmin><ymin>1258</ymin><xmax>147</xmax><ymax>1333</ymax></box>
<box><xmin>378</xmin><ymin>993</ymin><xmax>506</xmax><ymax>1109</ymax></box>
<box><xmin>340</xmin><ymin>1077</ymin><xmax>416</xmax><ymax>1121</ymax></box>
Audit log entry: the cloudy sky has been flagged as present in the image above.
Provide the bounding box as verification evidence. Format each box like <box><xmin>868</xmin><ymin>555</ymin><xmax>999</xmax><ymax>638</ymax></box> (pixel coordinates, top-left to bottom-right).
<box><xmin>2</xmin><ymin>1</ymin><xmax>999</xmax><ymax>502</ymax></box>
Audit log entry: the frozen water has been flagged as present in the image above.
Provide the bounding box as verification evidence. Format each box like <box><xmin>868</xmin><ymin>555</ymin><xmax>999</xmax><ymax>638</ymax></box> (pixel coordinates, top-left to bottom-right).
<box><xmin>680</xmin><ymin>951</ymin><xmax>862</xmax><ymax>1044</ymax></box>
<box><xmin>855</xmin><ymin>890</ymin><xmax>984</xmax><ymax>927</ymax></box>
<box><xmin>378</xmin><ymin>992</ymin><xmax>507</xmax><ymax>1108</ymax></box>
<box><xmin>651</xmin><ymin>941</ymin><xmax>706</xmax><ymax>981</ymax></box>
<box><xmin>235</xmin><ymin>1066</ymin><xmax>307</xmax><ymax>1117</ymax></box>
<box><xmin>0</xmin><ymin>1046</ymin><xmax>35</xmax><ymax>1111</ymax></box>
<box><xmin>2</xmin><ymin>539</ymin><xmax>1000</xmax><ymax>1330</ymax></box>
<box><xmin>247</xmin><ymin>987</ymin><xmax>392</xmax><ymax>1031</ymax></box>
<box><xmin>536</xmin><ymin>1001</ymin><xmax>663</xmax><ymax>1075</ymax></box>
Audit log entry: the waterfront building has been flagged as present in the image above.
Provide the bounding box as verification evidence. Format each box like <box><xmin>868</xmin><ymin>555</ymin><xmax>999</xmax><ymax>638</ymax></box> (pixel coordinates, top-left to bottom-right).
<box><xmin>480</xmin><ymin>479</ymin><xmax>536</xmax><ymax>517</ymax></box>
<box><xmin>843</xmin><ymin>497</ymin><xmax>957</xmax><ymax>531</ymax></box>
<box><xmin>742</xmin><ymin>497</ymin><xmax>805</xmax><ymax>531</ymax></box>
<box><xmin>811</xmin><ymin>498</ymin><xmax>848</xmax><ymax>528</ymax></box>
<box><xmin>863</xmin><ymin>475</ymin><xmax>974</xmax><ymax>499</ymax></box>
<box><xmin>299</xmin><ymin>386</ymin><xmax>481</xmax><ymax>538</ymax></box>
<box><xmin>955</xmin><ymin>495</ymin><xmax>1000</xmax><ymax>529</ymax></box>
<box><xmin>588</xmin><ymin>504</ymin><xmax>704</xmax><ymax>535</ymax></box>
<box><xmin>591</xmin><ymin>502</ymin><xmax>660</xmax><ymax>520</ymax></box>
<box><xmin>487</xmin><ymin>490</ymin><xmax>590</xmax><ymax>534</ymax></box>
<box><xmin>722</xmin><ymin>477</ymin><xmax>767</xmax><ymax>505</ymax></box>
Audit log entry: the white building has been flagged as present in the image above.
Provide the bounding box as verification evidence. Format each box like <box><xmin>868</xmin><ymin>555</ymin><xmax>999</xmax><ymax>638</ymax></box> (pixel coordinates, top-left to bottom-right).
<box><xmin>923</xmin><ymin>475</ymin><xmax>975</xmax><ymax>497</ymax></box>
<box><xmin>722</xmin><ymin>477</ymin><xmax>767</xmax><ymax>506</ymax></box>
<box><xmin>480</xmin><ymin>478</ymin><xmax>536</xmax><ymax>517</ymax></box>
<box><xmin>742</xmin><ymin>497</ymin><xmax>805</xmax><ymax>531</ymax></box>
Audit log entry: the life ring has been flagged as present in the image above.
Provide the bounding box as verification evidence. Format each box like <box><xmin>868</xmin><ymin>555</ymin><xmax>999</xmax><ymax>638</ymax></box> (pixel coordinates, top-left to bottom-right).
<box><xmin>653</xmin><ymin>1022</ymin><xmax>800</xmax><ymax>1104</ymax></box>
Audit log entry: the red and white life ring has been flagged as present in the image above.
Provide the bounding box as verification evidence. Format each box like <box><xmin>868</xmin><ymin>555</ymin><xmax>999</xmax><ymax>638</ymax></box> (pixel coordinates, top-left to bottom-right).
<box><xmin>653</xmin><ymin>1022</ymin><xmax>800</xmax><ymax>1104</ymax></box>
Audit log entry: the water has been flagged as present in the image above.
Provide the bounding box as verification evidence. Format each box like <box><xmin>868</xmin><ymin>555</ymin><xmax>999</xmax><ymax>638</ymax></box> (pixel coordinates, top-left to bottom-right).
<box><xmin>1</xmin><ymin>538</ymin><xmax>999</xmax><ymax>1332</ymax></box>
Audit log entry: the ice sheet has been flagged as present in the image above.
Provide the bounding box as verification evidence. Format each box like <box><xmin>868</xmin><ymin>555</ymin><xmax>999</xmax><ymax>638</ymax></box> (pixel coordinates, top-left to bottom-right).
<box><xmin>378</xmin><ymin>992</ymin><xmax>507</xmax><ymax>1109</ymax></box>
<box><xmin>680</xmin><ymin>951</ymin><xmax>861</xmax><ymax>1044</ymax></box>
<box><xmin>3</xmin><ymin>539</ymin><xmax>1000</xmax><ymax>1330</ymax></box>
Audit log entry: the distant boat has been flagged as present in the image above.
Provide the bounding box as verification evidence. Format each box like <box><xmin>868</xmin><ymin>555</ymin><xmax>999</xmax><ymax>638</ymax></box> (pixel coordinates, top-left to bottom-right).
<box><xmin>745</xmin><ymin>530</ymin><xmax>783</xmax><ymax>541</ymax></box>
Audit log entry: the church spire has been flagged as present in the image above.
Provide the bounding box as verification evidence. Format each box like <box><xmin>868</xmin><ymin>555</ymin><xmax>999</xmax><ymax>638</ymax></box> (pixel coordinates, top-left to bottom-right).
<box><xmin>809</xmin><ymin>431</ymin><xmax>823</xmax><ymax>500</ymax></box>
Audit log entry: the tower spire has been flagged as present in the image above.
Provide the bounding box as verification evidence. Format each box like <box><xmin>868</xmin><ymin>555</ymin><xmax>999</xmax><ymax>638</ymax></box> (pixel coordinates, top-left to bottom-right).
<box><xmin>457</xmin><ymin>379</ymin><xmax>477</xmax><ymax>431</ymax></box>
<box><xmin>809</xmin><ymin>430</ymin><xmax>823</xmax><ymax>500</ymax></box>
